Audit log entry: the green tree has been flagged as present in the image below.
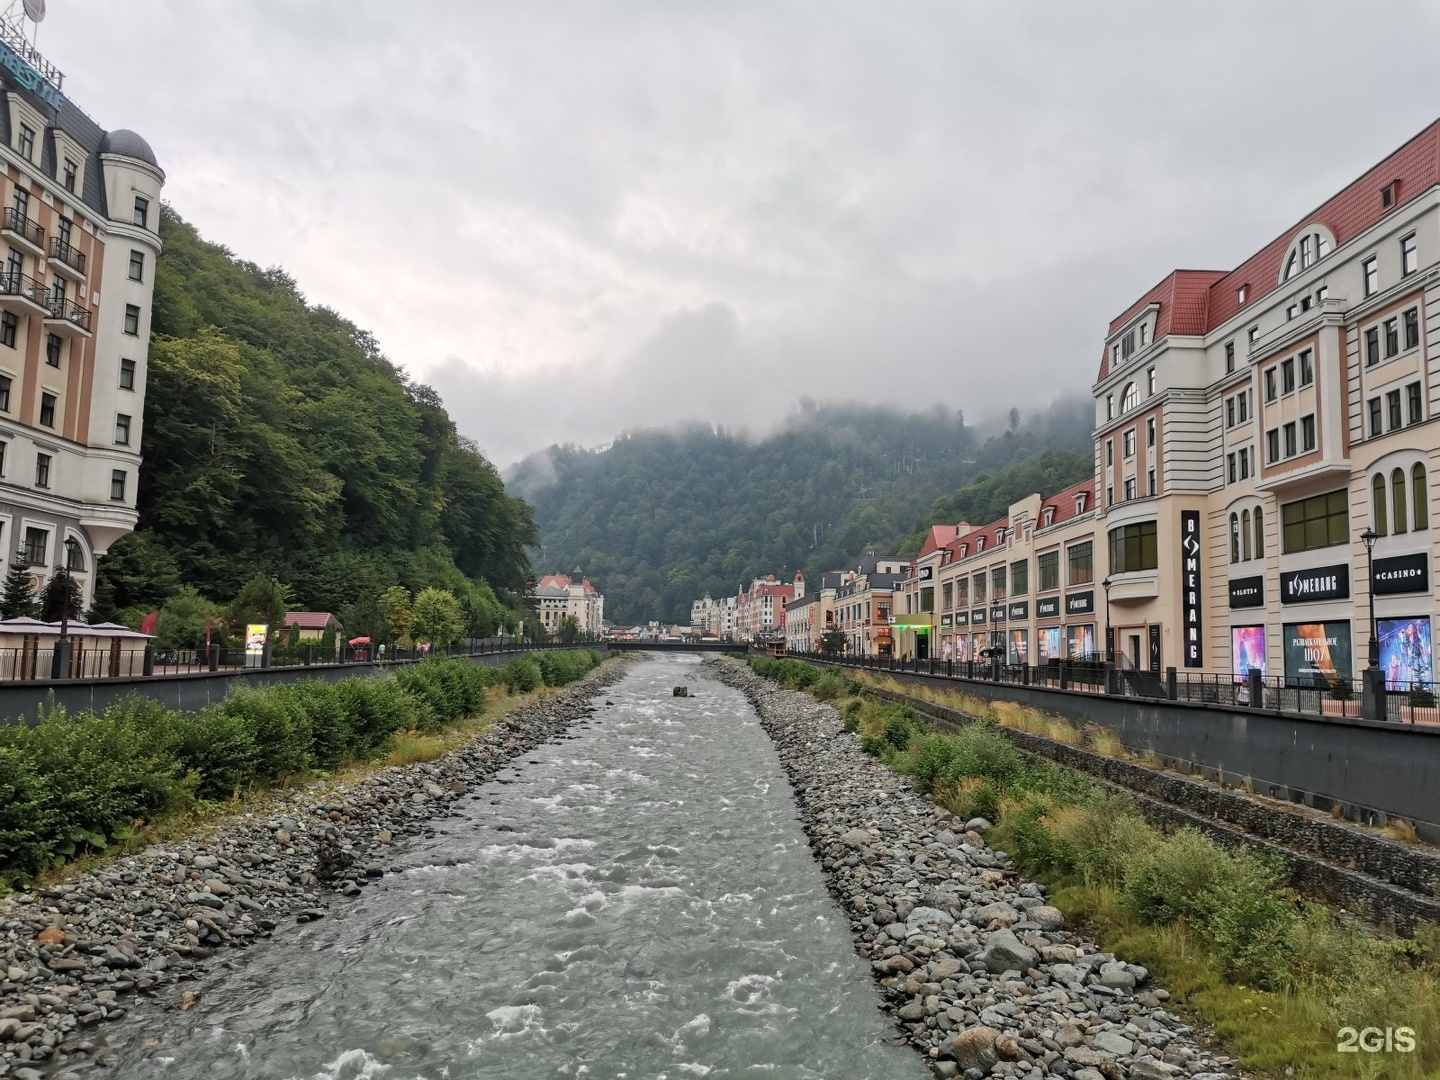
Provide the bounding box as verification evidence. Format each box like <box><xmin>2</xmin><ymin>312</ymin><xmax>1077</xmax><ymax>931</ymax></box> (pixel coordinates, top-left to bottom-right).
<box><xmin>558</xmin><ymin>614</ymin><xmax>582</xmax><ymax>644</ymax></box>
<box><xmin>39</xmin><ymin>568</ymin><xmax>83</xmax><ymax>624</ymax></box>
<box><xmin>0</xmin><ymin>550</ymin><xmax>36</xmax><ymax>620</ymax></box>
<box><xmin>378</xmin><ymin>585</ymin><xmax>415</xmax><ymax>646</ymax></box>
<box><xmin>225</xmin><ymin>575</ymin><xmax>291</xmax><ymax>636</ymax></box>
<box><xmin>820</xmin><ymin>629</ymin><xmax>847</xmax><ymax>655</ymax></box>
<box><xmin>319</xmin><ymin>621</ymin><xmax>337</xmax><ymax>659</ymax></box>
<box><xmin>154</xmin><ymin>586</ymin><xmax>226</xmax><ymax>651</ymax></box>
<box><xmin>88</xmin><ymin>530</ymin><xmax>181</xmax><ymax>622</ymax></box>
<box><xmin>412</xmin><ymin>587</ymin><xmax>464</xmax><ymax>648</ymax></box>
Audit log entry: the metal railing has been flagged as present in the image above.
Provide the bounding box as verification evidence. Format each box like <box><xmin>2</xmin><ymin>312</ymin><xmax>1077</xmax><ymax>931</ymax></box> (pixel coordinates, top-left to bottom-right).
<box><xmin>0</xmin><ymin>270</ymin><xmax>49</xmax><ymax>306</ymax></box>
<box><xmin>47</xmin><ymin>236</ymin><xmax>85</xmax><ymax>275</ymax></box>
<box><xmin>780</xmin><ymin>650</ymin><xmax>1440</xmax><ymax>728</ymax></box>
<box><xmin>45</xmin><ymin>295</ymin><xmax>91</xmax><ymax>332</ymax></box>
<box><xmin>2</xmin><ymin>207</ymin><xmax>44</xmax><ymax>248</ymax></box>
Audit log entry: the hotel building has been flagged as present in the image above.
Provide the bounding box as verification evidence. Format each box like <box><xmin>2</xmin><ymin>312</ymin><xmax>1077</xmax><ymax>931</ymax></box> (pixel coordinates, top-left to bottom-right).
<box><xmin>0</xmin><ymin>30</ymin><xmax>164</xmax><ymax>609</ymax></box>
<box><xmin>534</xmin><ymin>570</ymin><xmax>605</xmax><ymax>638</ymax></box>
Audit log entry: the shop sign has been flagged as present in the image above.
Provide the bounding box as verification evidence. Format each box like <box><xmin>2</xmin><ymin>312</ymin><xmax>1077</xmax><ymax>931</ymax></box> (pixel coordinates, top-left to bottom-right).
<box><xmin>1036</xmin><ymin>596</ymin><xmax>1060</xmax><ymax>619</ymax></box>
<box><xmin>1181</xmin><ymin>510</ymin><xmax>1203</xmax><ymax>667</ymax></box>
<box><xmin>1065</xmin><ymin>590</ymin><xmax>1094</xmax><ymax>616</ymax></box>
<box><xmin>1373</xmin><ymin>552</ymin><xmax>1429</xmax><ymax>596</ymax></box>
<box><xmin>1229</xmin><ymin>575</ymin><xmax>1264</xmax><ymax>609</ymax></box>
<box><xmin>1280</xmin><ymin>564</ymin><xmax>1349</xmax><ymax>604</ymax></box>
<box><xmin>1008</xmin><ymin>601</ymin><xmax>1029</xmax><ymax>620</ymax></box>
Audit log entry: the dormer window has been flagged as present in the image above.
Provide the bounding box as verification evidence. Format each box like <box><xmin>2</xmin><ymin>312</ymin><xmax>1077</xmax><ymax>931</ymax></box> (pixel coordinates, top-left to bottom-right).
<box><xmin>1121</xmin><ymin>382</ymin><xmax>1139</xmax><ymax>413</ymax></box>
<box><xmin>1074</xmin><ymin>492</ymin><xmax>1087</xmax><ymax>514</ymax></box>
<box><xmin>1281</xmin><ymin>226</ymin><xmax>1334</xmax><ymax>281</ymax></box>
<box><xmin>977</xmin><ymin>537</ymin><xmax>985</xmax><ymax>552</ymax></box>
<box><xmin>1043</xmin><ymin>507</ymin><xmax>1055</xmax><ymax>527</ymax></box>
<box><xmin>1237</xmin><ymin>284</ymin><xmax>1248</xmax><ymax>305</ymax></box>
<box><xmin>1383</xmin><ymin>180</ymin><xmax>1399</xmax><ymax>209</ymax></box>
<box><xmin>16</xmin><ymin>124</ymin><xmax>33</xmax><ymax>161</ymax></box>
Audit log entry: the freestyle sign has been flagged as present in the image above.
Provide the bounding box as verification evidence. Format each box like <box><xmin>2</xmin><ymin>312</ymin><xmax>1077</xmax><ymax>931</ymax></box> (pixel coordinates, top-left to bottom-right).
<box><xmin>0</xmin><ymin>36</ymin><xmax>62</xmax><ymax>110</ymax></box>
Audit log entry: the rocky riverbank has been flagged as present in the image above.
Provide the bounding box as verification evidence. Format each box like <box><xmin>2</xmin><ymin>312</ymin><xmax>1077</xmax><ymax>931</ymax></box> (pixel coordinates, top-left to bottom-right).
<box><xmin>709</xmin><ymin>658</ymin><xmax>1239</xmax><ymax>1080</ymax></box>
<box><xmin>0</xmin><ymin>660</ymin><xmax>630</xmax><ymax>1079</ymax></box>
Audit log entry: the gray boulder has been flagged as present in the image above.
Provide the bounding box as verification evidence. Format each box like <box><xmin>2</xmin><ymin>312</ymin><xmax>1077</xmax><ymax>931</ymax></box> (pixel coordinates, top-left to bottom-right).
<box><xmin>974</xmin><ymin>929</ymin><xmax>1038</xmax><ymax>974</ymax></box>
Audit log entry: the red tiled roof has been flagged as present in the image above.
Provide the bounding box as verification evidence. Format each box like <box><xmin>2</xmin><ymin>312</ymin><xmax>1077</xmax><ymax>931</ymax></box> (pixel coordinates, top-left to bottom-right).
<box><xmin>946</xmin><ymin>515</ymin><xmax>1011</xmax><ymax>561</ymax></box>
<box><xmin>1037</xmin><ymin>478</ymin><xmax>1096</xmax><ymax>529</ymax></box>
<box><xmin>283</xmin><ymin>611</ymin><xmax>340</xmax><ymax>631</ymax></box>
<box><xmin>538</xmin><ymin>573</ymin><xmax>572</xmax><ymax>590</ymax></box>
<box><xmin>1101</xmin><ymin>119</ymin><xmax>1440</xmax><ymax>381</ymax></box>
<box><xmin>919</xmin><ymin>524</ymin><xmax>959</xmax><ymax>558</ymax></box>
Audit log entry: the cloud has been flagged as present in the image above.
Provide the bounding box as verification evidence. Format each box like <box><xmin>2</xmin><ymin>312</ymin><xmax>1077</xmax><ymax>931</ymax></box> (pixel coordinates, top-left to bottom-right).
<box><xmin>37</xmin><ymin>0</ymin><xmax>1440</xmax><ymax>465</ymax></box>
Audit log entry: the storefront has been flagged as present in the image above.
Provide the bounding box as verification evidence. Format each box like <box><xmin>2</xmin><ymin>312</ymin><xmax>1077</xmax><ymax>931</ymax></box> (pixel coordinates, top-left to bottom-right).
<box><xmin>1279</xmin><ymin>562</ymin><xmax>1351</xmax><ymax>689</ymax></box>
<box><xmin>1064</xmin><ymin>589</ymin><xmax>1096</xmax><ymax>659</ymax></box>
<box><xmin>1227</xmin><ymin>574</ymin><xmax>1266</xmax><ymax>681</ymax></box>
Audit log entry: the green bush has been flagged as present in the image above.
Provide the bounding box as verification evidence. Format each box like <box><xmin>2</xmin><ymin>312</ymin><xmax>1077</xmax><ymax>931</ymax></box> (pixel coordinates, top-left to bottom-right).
<box><xmin>0</xmin><ymin>745</ymin><xmax>54</xmax><ymax>876</ymax></box>
<box><xmin>173</xmin><ymin>706</ymin><xmax>260</xmax><ymax>800</ymax></box>
<box><xmin>811</xmin><ymin>669</ymin><xmax>848</xmax><ymax>700</ymax></box>
<box><xmin>502</xmin><ymin>657</ymin><xmax>543</xmax><ymax>693</ymax></box>
<box><xmin>285</xmin><ymin>680</ymin><xmax>352</xmax><ymax>769</ymax></box>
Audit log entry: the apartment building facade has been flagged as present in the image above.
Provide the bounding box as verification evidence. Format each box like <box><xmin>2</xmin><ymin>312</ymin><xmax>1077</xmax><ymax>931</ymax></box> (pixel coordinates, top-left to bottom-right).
<box><xmin>1090</xmin><ymin>120</ymin><xmax>1440</xmax><ymax>687</ymax></box>
<box><xmin>784</xmin><ymin>570</ymin><xmax>847</xmax><ymax>652</ymax></box>
<box><xmin>0</xmin><ymin>31</ymin><xmax>163</xmax><ymax>610</ymax></box>
<box><xmin>534</xmin><ymin>570</ymin><xmax>605</xmax><ymax>638</ymax></box>
<box><xmin>734</xmin><ymin>574</ymin><xmax>798</xmax><ymax>642</ymax></box>
<box><xmin>834</xmin><ymin>554</ymin><xmax>907</xmax><ymax>656</ymax></box>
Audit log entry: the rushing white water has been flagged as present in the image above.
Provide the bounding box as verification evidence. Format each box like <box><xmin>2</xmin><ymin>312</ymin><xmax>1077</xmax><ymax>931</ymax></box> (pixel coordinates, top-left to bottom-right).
<box><xmin>110</xmin><ymin>657</ymin><xmax>926</xmax><ymax>1079</ymax></box>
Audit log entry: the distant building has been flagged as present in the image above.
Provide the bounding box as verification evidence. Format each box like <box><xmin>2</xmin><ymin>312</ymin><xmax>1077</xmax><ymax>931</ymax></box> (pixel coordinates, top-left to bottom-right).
<box><xmin>835</xmin><ymin>554</ymin><xmax>908</xmax><ymax>656</ymax></box>
<box><xmin>0</xmin><ymin>22</ymin><xmax>164</xmax><ymax>610</ymax></box>
<box><xmin>281</xmin><ymin>611</ymin><xmax>343</xmax><ymax>641</ymax></box>
<box><xmin>534</xmin><ymin>568</ymin><xmax>605</xmax><ymax>638</ymax></box>
<box><xmin>735</xmin><ymin>573</ymin><xmax>799</xmax><ymax>642</ymax></box>
<box><xmin>785</xmin><ymin>570</ymin><xmax>848</xmax><ymax>652</ymax></box>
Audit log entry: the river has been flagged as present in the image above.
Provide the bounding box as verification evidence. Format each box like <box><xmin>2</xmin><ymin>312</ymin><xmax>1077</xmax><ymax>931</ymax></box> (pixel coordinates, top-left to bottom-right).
<box><xmin>110</xmin><ymin>656</ymin><xmax>927</xmax><ymax>1080</ymax></box>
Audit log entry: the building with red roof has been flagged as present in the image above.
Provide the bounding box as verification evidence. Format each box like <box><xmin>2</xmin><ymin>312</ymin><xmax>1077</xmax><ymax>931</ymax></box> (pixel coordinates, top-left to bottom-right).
<box><xmin>534</xmin><ymin>569</ymin><xmax>605</xmax><ymax>639</ymax></box>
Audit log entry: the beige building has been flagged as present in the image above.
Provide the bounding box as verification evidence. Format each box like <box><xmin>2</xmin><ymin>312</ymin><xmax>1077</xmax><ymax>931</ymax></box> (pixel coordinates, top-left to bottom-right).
<box><xmin>534</xmin><ymin>569</ymin><xmax>604</xmax><ymax>638</ymax></box>
<box><xmin>834</xmin><ymin>554</ymin><xmax>907</xmax><ymax>656</ymax></box>
<box><xmin>0</xmin><ymin>17</ymin><xmax>163</xmax><ymax>610</ymax></box>
<box><xmin>784</xmin><ymin>570</ymin><xmax>847</xmax><ymax>652</ymax></box>
<box><xmin>1091</xmin><ymin>119</ymin><xmax>1440</xmax><ymax>687</ymax></box>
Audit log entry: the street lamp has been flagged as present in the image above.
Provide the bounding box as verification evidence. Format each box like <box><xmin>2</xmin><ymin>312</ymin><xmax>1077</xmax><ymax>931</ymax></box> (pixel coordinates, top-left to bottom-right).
<box><xmin>52</xmin><ymin>535</ymin><xmax>80</xmax><ymax>679</ymax></box>
<box><xmin>1361</xmin><ymin>528</ymin><xmax>1379</xmax><ymax>667</ymax></box>
<box><xmin>1101</xmin><ymin>576</ymin><xmax>1113</xmax><ymax>664</ymax></box>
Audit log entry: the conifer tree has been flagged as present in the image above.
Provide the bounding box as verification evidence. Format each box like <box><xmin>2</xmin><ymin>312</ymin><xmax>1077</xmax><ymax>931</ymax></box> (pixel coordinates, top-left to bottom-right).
<box><xmin>0</xmin><ymin>548</ymin><xmax>38</xmax><ymax>619</ymax></box>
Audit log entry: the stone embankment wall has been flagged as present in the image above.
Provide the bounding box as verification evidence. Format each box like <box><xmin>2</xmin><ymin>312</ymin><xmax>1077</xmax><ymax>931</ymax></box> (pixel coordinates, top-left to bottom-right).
<box><xmin>711</xmin><ymin>658</ymin><xmax>1234</xmax><ymax>1080</ymax></box>
<box><xmin>865</xmin><ymin>685</ymin><xmax>1440</xmax><ymax>937</ymax></box>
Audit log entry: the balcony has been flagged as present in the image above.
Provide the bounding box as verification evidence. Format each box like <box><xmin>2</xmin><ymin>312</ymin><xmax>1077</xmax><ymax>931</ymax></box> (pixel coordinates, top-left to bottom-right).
<box><xmin>0</xmin><ymin>272</ymin><xmax>50</xmax><ymax>316</ymax></box>
<box><xmin>44</xmin><ymin>295</ymin><xmax>92</xmax><ymax>337</ymax></box>
<box><xmin>2</xmin><ymin>208</ymin><xmax>44</xmax><ymax>255</ymax></box>
<box><xmin>47</xmin><ymin>237</ymin><xmax>85</xmax><ymax>280</ymax></box>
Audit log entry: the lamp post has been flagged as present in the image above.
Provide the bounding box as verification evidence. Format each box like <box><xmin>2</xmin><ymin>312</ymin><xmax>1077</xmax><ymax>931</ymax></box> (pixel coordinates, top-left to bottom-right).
<box><xmin>52</xmin><ymin>536</ymin><xmax>80</xmax><ymax>679</ymax></box>
<box><xmin>1361</xmin><ymin>528</ymin><xmax>1379</xmax><ymax>668</ymax></box>
<box><xmin>1101</xmin><ymin>576</ymin><xmax>1113</xmax><ymax>664</ymax></box>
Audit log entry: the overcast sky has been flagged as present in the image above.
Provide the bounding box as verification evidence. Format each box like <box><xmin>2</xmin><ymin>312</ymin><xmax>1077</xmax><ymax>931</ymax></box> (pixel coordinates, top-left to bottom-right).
<box><xmin>38</xmin><ymin>0</ymin><xmax>1440</xmax><ymax>466</ymax></box>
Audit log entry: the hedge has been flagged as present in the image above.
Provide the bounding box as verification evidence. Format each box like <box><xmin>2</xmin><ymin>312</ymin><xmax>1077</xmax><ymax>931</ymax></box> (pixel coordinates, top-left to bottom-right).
<box><xmin>0</xmin><ymin>650</ymin><xmax>602</xmax><ymax>882</ymax></box>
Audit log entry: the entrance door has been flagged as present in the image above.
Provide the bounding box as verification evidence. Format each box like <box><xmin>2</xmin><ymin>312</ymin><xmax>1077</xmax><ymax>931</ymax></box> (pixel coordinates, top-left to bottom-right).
<box><xmin>915</xmin><ymin>634</ymin><xmax>929</xmax><ymax>661</ymax></box>
<box><xmin>1128</xmin><ymin>634</ymin><xmax>1141</xmax><ymax>670</ymax></box>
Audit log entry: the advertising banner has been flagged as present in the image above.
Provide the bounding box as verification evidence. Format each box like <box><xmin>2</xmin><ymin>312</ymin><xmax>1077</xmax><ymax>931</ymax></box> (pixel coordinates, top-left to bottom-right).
<box><xmin>1008</xmin><ymin>629</ymin><xmax>1029</xmax><ymax>665</ymax></box>
<box><xmin>953</xmin><ymin>611</ymin><xmax>969</xmax><ymax>626</ymax></box>
<box><xmin>1373</xmin><ymin>553</ymin><xmax>1430</xmax><ymax>596</ymax></box>
<box><xmin>1282</xmin><ymin>621</ymin><xmax>1352</xmax><ymax>688</ymax></box>
<box><xmin>1065</xmin><ymin>591</ymin><xmax>1094</xmax><ymax>616</ymax></box>
<box><xmin>1038</xmin><ymin>626</ymin><xmax>1061</xmax><ymax>660</ymax></box>
<box><xmin>971</xmin><ymin>608</ymin><xmax>986</xmax><ymax>625</ymax></box>
<box><xmin>245</xmin><ymin>623</ymin><xmax>267</xmax><ymax>655</ymax></box>
<box><xmin>990</xmin><ymin>604</ymin><xmax>1007</xmax><ymax>623</ymax></box>
<box><xmin>1067</xmin><ymin>623</ymin><xmax>1095</xmax><ymax>660</ymax></box>
<box><xmin>1228</xmin><ymin>575</ymin><xmax>1264</xmax><ymax>609</ymax></box>
<box><xmin>1036</xmin><ymin>596</ymin><xmax>1060</xmax><ymax>619</ymax></box>
<box><xmin>1280</xmin><ymin>564</ymin><xmax>1349</xmax><ymax>603</ymax></box>
<box><xmin>1008</xmin><ymin>601</ymin><xmax>1029</xmax><ymax>620</ymax></box>
<box><xmin>1181</xmin><ymin>510</ymin><xmax>1203</xmax><ymax>667</ymax></box>
<box><xmin>1378</xmin><ymin>616</ymin><xmax>1433</xmax><ymax>690</ymax></box>
<box><xmin>1231</xmin><ymin>625</ymin><xmax>1266</xmax><ymax>680</ymax></box>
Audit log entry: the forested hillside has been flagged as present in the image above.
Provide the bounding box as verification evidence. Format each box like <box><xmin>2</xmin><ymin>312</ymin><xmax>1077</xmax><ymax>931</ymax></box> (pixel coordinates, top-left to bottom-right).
<box><xmin>511</xmin><ymin>399</ymin><xmax>1093</xmax><ymax>625</ymax></box>
<box><xmin>92</xmin><ymin>208</ymin><xmax>537</xmax><ymax>637</ymax></box>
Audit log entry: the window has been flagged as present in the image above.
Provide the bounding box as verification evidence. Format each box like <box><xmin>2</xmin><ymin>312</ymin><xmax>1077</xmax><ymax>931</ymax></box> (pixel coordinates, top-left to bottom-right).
<box><xmin>1369</xmin><ymin>397</ymin><xmax>1383</xmax><ymax>437</ymax></box>
<box><xmin>1105</xmin><ymin>394</ymin><xmax>1114</xmax><ymax>421</ymax></box>
<box><xmin>1371</xmin><ymin>473</ymin><xmax>1388</xmax><ymax>536</ymax></box>
<box><xmin>11</xmin><ymin>188</ymin><xmax>27</xmax><ymax>220</ymax></box>
<box><xmin>65</xmin><ymin>541</ymin><xmax>84</xmax><ymax>571</ymax></box>
<box><xmin>1363</xmin><ymin>256</ymin><xmax>1378</xmax><ymax>296</ymax></box>
<box><xmin>1264</xmin><ymin>368</ymin><xmax>1277</xmax><ymax>401</ymax></box>
<box><xmin>0</xmin><ymin>312</ymin><xmax>16</xmax><ymax>349</ymax></box>
<box><xmin>16</xmin><ymin>124</ymin><xmax>33</xmax><ymax>161</ymax></box>
<box><xmin>110</xmin><ymin>469</ymin><xmax>126</xmax><ymax>502</ymax></box>
<box><xmin>1121</xmin><ymin>330</ymin><xmax>1135</xmax><ymax>360</ymax></box>
<box><xmin>1139</xmin><ymin>324</ymin><xmax>1148</xmax><ymax>347</ymax></box>
<box><xmin>1316</xmin><ymin>284</ymin><xmax>1328</xmax><ymax>303</ymax></box>
<box><xmin>1229</xmin><ymin>512</ymin><xmax>1241</xmax><ymax>563</ymax></box>
<box><xmin>956</xmin><ymin>579</ymin><xmax>969</xmax><ymax>607</ymax></box>
<box><xmin>1147</xmin><ymin>467</ymin><xmax>1156</xmax><ymax>496</ymax></box>
<box><xmin>44</xmin><ymin>334</ymin><xmax>60</xmax><ymax>367</ymax></box>
<box><xmin>1147</xmin><ymin>367</ymin><xmax>1156</xmax><ymax>396</ymax></box>
<box><xmin>119</xmin><ymin>359</ymin><xmax>135</xmax><ymax>391</ymax></box>
<box><xmin>1228</xmin><ymin>452</ymin><xmax>1238</xmax><ymax>483</ymax></box>
<box><xmin>1366</xmin><ymin>327</ymin><xmax>1380</xmax><ymax>366</ymax></box>
<box><xmin>1011</xmin><ymin>559</ymin><xmax>1028</xmax><ymax>596</ymax></box>
<box><xmin>1281</xmin><ymin>489</ymin><xmax>1348</xmax><ymax>553</ymax></box>
<box><xmin>1283</xmin><ymin>231</ymin><xmax>1332</xmax><ymax>280</ymax></box>
<box><xmin>1242</xmin><ymin>510</ymin><xmax>1252</xmax><ymax>561</ymax></box>
<box><xmin>1146</xmin><ymin>417</ymin><xmax>1155</xmax><ymax>446</ymax></box>
<box><xmin>1109</xmin><ymin>521</ymin><xmax>1158</xmax><ymax>573</ymax></box>
<box><xmin>1393</xmin><ymin>469</ymin><xmax>1408</xmax><ymax>534</ymax></box>
<box><xmin>1227</xmin><ymin>398</ymin><xmax>1235</xmax><ymax>427</ymax></box>
<box><xmin>1121</xmin><ymin>383</ymin><xmax>1138</xmax><ymax>412</ymax></box>
<box><xmin>1240</xmin><ymin>446</ymin><xmax>1251</xmax><ymax>480</ymax></box>
<box><xmin>1254</xmin><ymin>507</ymin><xmax>1264</xmax><ymax>557</ymax></box>
<box><xmin>1409</xmin><ymin>382</ymin><xmax>1423</xmax><ymax>425</ymax></box>
<box><xmin>132</xmin><ymin>196</ymin><xmax>149</xmax><ymax>229</ymax></box>
<box><xmin>1405</xmin><ymin>307</ymin><xmax>1420</xmax><ymax>350</ymax></box>
<box><xmin>1413</xmin><ymin>464</ymin><xmax>1428</xmax><ymax>530</ymax></box>
<box><xmin>39</xmin><ymin>392</ymin><xmax>55</xmax><ymax>427</ymax></box>
<box><xmin>1301</xmin><ymin>414</ymin><xmax>1315</xmax><ymax>452</ymax></box>
<box><xmin>1385</xmin><ymin>317</ymin><xmax>1399</xmax><ymax>357</ymax></box>
<box><xmin>1283</xmin><ymin>422</ymin><xmax>1296</xmax><ymax>458</ymax></box>
<box><xmin>1123</xmin><ymin>430</ymin><xmax>1136</xmax><ymax>458</ymax></box>
<box><xmin>1299</xmin><ymin>349</ymin><xmax>1313</xmax><ymax>386</ymax></box>
<box><xmin>1225</xmin><ymin>341</ymin><xmax>1235</xmax><ymax>372</ymax></box>
<box><xmin>1248</xmin><ymin>326</ymin><xmax>1258</xmax><ymax>347</ymax></box>
<box><xmin>22</xmin><ymin>526</ymin><xmax>46</xmax><ymax>565</ymax></box>
<box><xmin>1122</xmin><ymin>476</ymin><xmax>1136</xmax><ymax>500</ymax></box>
<box><xmin>1383</xmin><ymin>181</ymin><xmax>1398</xmax><ymax>208</ymax></box>
<box><xmin>123</xmin><ymin>304</ymin><xmax>140</xmax><ymax>336</ymax></box>
<box><xmin>115</xmin><ymin>413</ymin><xmax>131</xmax><ymax>445</ymax></box>
<box><xmin>128</xmin><ymin>250</ymin><xmax>144</xmax><ymax>282</ymax></box>
<box><xmin>0</xmin><ymin>440</ymin><xmax>5</xmax><ymax>475</ymax></box>
<box><xmin>1238</xmin><ymin>390</ymin><xmax>1249</xmax><ymax>423</ymax></box>
<box><xmin>62</xmin><ymin>158</ymin><xmax>76</xmax><ymax>192</ymax></box>
<box><xmin>1402</xmin><ymin>233</ymin><xmax>1418</xmax><ymax>275</ymax></box>
<box><xmin>1267</xmin><ymin>428</ymin><xmax>1280</xmax><ymax>464</ymax></box>
<box><xmin>1067</xmin><ymin>540</ymin><xmax>1094</xmax><ymax>586</ymax></box>
<box><xmin>1238</xmin><ymin>285</ymin><xmax>1248</xmax><ymax>305</ymax></box>
<box><xmin>1388</xmin><ymin>389</ymin><xmax>1402</xmax><ymax>431</ymax></box>
<box><xmin>1106</xmin><ymin>440</ymin><xmax>1113</xmax><ymax>466</ymax></box>
<box><xmin>973</xmin><ymin>572</ymin><xmax>986</xmax><ymax>603</ymax></box>
<box><xmin>991</xmin><ymin>566</ymin><xmax>1006</xmax><ymax>601</ymax></box>
<box><xmin>1281</xmin><ymin>358</ymin><xmax>1295</xmax><ymax>393</ymax></box>
<box><xmin>1037</xmin><ymin>551</ymin><xmax>1059</xmax><ymax>592</ymax></box>
<box><xmin>1286</xmin><ymin>302</ymin><xmax>1298</xmax><ymax>321</ymax></box>
<box><xmin>0</xmin><ymin>374</ymin><xmax>8</xmax><ymax>411</ymax></box>
<box><xmin>5</xmin><ymin>247</ymin><xmax>19</xmax><ymax>280</ymax></box>
<box><xmin>34</xmin><ymin>451</ymin><xmax>49</xmax><ymax>488</ymax></box>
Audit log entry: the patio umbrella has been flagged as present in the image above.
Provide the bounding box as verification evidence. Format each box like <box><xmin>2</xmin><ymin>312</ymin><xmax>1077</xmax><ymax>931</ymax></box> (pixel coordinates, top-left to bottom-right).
<box><xmin>348</xmin><ymin>636</ymin><xmax>372</xmax><ymax>646</ymax></box>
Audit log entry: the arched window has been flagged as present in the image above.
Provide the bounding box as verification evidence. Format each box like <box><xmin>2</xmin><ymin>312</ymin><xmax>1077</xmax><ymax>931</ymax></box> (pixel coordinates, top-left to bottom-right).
<box><xmin>1372</xmin><ymin>474</ymin><xmax>1388</xmax><ymax>537</ymax></box>
<box><xmin>1229</xmin><ymin>513</ymin><xmax>1240</xmax><ymax>563</ymax></box>
<box><xmin>1242</xmin><ymin>509</ymin><xmax>1252</xmax><ymax>561</ymax></box>
<box><xmin>1254</xmin><ymin>507</ymin><xmax>1264</xmax><ymax>557</ymax></box>
<box><xmin>1414</xmin><ymin>463</ymin><xmax>1429</xmax><ymax>530</ymax></box>
<box><xmin>1282</xmin><ymin>228</ymin><xmax>1334</xmax><ymax>281</ymax></box>
<box><xmin>1121</xmin><ymin>383</ymin><xmax>1139</xmax><ymax>413</ymax></box>
<box><xmin>1393</xmin><ymin>468</ymin><xmax>1408</xmax><ymax>534</ymax></box>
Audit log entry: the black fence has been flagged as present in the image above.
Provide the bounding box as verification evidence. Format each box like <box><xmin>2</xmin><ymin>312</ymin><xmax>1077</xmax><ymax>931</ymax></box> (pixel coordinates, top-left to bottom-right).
<box><xmin>783</xmin><ymin>651</ymin><xmax>1440</xmax><ymax>728</ymax></box>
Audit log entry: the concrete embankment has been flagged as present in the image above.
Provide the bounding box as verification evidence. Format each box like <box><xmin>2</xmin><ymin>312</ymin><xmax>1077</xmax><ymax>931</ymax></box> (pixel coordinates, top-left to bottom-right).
<box><xmin>710</xmin><ymin>657</ymin><xmax>1237</xmax><ymax>1080</ymax></box>
<box><xmin>0</xmin><ymin>661</ymin><xmax>630</xmax><ymax>1079</ymax></box>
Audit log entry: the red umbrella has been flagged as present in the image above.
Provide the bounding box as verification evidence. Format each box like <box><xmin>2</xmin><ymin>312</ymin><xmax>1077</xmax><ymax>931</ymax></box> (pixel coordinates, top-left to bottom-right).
<box><xmin>348</xmin><ymin>636</ymin><xmax>372</xmax><ymax>646</ymax></box>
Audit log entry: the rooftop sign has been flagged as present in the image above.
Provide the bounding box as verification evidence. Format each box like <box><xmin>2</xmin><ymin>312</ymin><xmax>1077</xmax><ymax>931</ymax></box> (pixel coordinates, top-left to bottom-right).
<box><xmin>0</xmin><ymin>11</ymin><xmax>63</xmax><ymax>110</ymax></box>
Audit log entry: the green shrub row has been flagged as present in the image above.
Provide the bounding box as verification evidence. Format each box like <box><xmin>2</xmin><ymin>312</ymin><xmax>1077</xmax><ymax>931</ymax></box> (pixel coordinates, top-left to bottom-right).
<box><xmin>0</xmin><ymin>650</ymin><xmax>601</xmax><ymax>882</ymax></box>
